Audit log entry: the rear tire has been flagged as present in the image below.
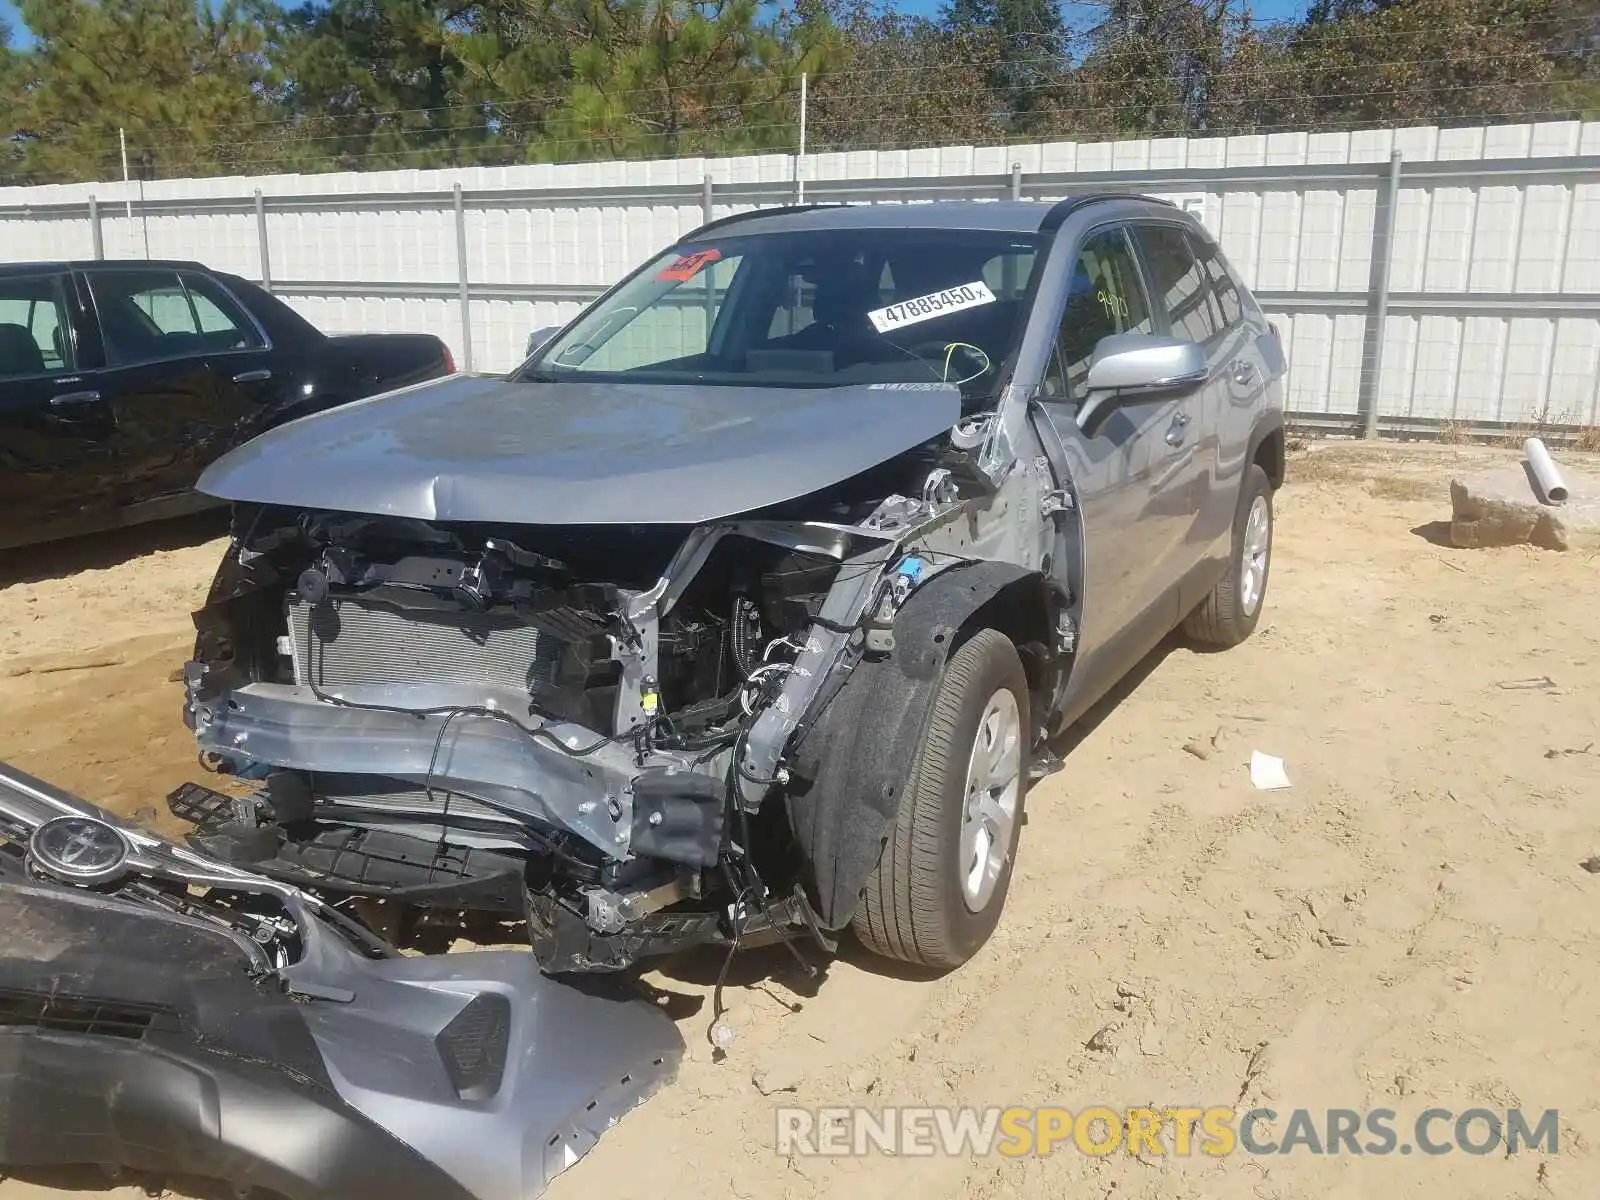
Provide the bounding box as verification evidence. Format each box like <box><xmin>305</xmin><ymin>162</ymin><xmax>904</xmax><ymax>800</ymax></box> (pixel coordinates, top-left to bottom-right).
<box><xmin>1183</xmin><ymin>463</ymin><xmax>1274</xmax><ymax>649</ymax></box>
<box><xmin>853</xmin><ymin>628</ymin><xmax>1030</xmax><ymax>971</ymax></box>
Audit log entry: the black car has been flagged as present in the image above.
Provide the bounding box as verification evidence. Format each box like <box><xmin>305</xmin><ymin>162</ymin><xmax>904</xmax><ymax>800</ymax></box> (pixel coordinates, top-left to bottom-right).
<box><xmin>0</xmin><ymin>260</ymin><xmax>455</xmax><ymax>551</ymax></box>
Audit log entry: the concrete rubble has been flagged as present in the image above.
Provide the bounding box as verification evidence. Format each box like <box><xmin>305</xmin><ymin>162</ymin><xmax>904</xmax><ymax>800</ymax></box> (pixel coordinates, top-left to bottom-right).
<box><xmin>1449</xmin><ymin>450</ymin><xmax>1600</xmax><ymax>551</ymax></box>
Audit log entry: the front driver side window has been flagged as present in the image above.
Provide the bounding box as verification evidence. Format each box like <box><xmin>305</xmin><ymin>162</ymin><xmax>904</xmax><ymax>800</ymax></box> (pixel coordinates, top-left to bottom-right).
<box><xmin>1039</xmin><ymin>227</ymin><xmax>1154</xmax><ymax>402</ymax></box>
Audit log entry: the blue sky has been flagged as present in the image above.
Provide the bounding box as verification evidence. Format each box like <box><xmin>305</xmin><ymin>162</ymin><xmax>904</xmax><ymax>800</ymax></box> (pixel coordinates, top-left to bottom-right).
<box><xmin>3</xmin><ymin>0</ymin><xmax>1311</xmax><ymax>49</ymax></box>
<box><xmin>1</xmin><ymin>0</ymin><xmax>33</xmax><ymax>47</ymax></box>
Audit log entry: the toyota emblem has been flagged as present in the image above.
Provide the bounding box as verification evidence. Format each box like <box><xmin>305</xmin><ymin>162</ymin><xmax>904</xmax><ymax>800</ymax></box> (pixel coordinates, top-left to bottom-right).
<box><xmin>28</xmin><ymin>815</ymin><xmax>132</xmax><ymax>885</ymax></box>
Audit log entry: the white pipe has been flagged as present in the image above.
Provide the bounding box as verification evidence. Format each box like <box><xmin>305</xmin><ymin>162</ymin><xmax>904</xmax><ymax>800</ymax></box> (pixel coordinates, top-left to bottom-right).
<box><xmin>1524</xmin><ymin>437</ymin><xmax>1569</xmax><ymax>504</ymax></box>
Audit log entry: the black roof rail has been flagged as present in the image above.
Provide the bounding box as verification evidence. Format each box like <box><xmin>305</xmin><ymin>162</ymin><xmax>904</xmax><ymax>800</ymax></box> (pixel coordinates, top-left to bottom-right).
<box><xmin>1038</xmin><ymin>192</ymin><xmax>1177</xmax><ymax>234</ymax></box>
<box><xmin>679</xmin><ymin>202</ymin><xmax>852</xmax><ymax>243</ymax></box>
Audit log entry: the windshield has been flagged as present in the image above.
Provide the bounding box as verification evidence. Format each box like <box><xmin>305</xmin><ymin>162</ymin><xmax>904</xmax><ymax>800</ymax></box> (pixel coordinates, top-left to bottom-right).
<box><xmin>521</xmin><ymin>226</ymin><xmax>1046</xmax><ymax>396</ymax></box>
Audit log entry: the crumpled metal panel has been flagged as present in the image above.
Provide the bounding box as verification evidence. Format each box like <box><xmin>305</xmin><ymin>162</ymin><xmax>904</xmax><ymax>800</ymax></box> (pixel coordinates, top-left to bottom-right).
<box><xmin>195</xmin><ymin>375</ymin><xmax>962</xmax><ymax>525</ymax></box>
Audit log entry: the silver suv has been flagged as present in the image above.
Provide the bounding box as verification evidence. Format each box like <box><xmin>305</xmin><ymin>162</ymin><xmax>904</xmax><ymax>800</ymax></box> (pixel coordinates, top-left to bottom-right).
<box><xmin>179</xmin><ymin>195</ymin><xmax>1287</xmax><ymax>976</ymax></box>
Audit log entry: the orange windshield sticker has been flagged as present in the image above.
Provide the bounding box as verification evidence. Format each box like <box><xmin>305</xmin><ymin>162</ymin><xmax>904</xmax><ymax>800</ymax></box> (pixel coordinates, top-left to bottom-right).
<box><xmin>658</xmin><ymin>248</ymin><xmax>721</xmax><ymax>282</ymax></box>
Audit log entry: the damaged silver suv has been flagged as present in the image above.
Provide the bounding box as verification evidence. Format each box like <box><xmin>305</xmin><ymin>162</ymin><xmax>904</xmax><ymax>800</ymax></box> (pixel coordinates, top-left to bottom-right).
<box><xmin>178</xmin><ymin>196</ymin><xmax>1286</xmax><ymax>976</ymax></box>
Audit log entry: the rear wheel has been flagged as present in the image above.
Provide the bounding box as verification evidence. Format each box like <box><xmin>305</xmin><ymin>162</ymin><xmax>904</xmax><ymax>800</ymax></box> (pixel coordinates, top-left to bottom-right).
<box><xmin>1182</xmin><ymin>463</ymin><xmax>1274</xmax><ymax>649</ymax></box>
<box><xmin>853</xmin><ymin>628</ymin><xmax>1030</xmax><ymax>971</ymax></box>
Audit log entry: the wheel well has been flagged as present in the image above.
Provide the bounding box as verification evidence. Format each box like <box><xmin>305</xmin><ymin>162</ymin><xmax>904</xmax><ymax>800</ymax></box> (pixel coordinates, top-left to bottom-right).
<box><xmin>961</xmin><ymin>573</ymin><xmax>1055</xmax><ymax>698</ymax></box>
<box><xmin>1254</xmin><ymin>425</ymin><xmax>1286</xmax><ymax>490</ymax></box>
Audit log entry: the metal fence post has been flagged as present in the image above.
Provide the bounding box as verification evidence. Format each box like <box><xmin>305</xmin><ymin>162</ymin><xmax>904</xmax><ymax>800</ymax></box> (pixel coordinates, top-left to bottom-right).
<box><xmin>1359</xmin><ymin>150</ymin><xmax>1404</xmax><ymax>439</ymax></box>
<box><xmin>254</xmin><ymin>189</ymin><xmax>272</xmax><ymax>292</ymax></box>
<box><xmin>454</xmin><ymin>182</ymin><xmax>473</xmax><ymax>373</ymax></box>
<box><xmin>702</xmin><ymin>174</ymin><xmax>714</xmax><ymax>225</ymax></box>
<box><xmin>1010</xmin><ymin>162</ymin><xmax>1023</xmax><ymax>202</ymax></box>
<box><xmin>88</xmin><ymin>195</ymin><xmax>104</xmax><ymax>259</ymax></box>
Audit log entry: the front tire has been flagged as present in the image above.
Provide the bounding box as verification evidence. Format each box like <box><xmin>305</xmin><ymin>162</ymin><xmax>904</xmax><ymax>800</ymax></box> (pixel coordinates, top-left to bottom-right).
<box><xmin>1183</xmin><ymin>462</ymin><xmax>1274</xmax><ymax>648</ymax></box>
<box><xmin>853</xmin><ymin>628</ymin><xmax>1030</xmax><ymax>971</ymax></box>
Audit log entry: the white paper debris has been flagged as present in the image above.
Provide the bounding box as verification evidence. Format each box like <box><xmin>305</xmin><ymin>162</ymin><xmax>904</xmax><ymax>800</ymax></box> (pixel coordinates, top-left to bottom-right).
<box><xmin>1249</xmin><ymin>750</ymin><xmax>1292</xmax><ymax>791</ymax></box>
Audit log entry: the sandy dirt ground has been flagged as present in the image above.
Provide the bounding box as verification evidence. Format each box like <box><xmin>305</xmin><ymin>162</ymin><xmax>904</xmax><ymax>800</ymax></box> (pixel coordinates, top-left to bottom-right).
<box><xmin>1</xmin><ymin>442</ymin><xmax>1597</xmax><ymax>1200</ymax></box>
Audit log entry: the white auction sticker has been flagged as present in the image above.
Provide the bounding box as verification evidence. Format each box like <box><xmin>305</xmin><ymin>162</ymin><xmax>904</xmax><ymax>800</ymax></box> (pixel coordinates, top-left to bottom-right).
<box><xmin>867</xmin><ymin>281</ymin><xmax>996</xmax><ymax>334</ymax></box>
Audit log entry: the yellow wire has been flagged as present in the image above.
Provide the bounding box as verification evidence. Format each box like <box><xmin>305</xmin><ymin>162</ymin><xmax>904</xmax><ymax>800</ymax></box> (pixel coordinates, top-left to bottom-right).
<box><xmin>941</xmin><ymin>342</ymin><xmax>990</xmax><ymax>385</ymax></box>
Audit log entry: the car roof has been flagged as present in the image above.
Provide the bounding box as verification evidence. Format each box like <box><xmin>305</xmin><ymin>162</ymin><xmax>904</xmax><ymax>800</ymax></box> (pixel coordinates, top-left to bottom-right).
<box><xmin>683</xmin><ymin>195</ymin><xmax>1181</xmax><ymax>240</ymax></box>
<box><xmin>0</xmin><ymin>259</ymin><xmax>215</xmax><ymax>278</ymax></box>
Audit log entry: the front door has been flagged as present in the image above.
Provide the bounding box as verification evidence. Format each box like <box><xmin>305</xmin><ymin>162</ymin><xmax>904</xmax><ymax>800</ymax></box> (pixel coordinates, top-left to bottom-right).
<box><xmin>78</xmin><ymin>267</ymin><xmax>290</xmax><ymax>508</ymax></box>
<box><xmin>1029</xmin><ymin>224</ymin><xmax>1192</xmax><ymax>697</ymax></box>
<box><xmin>0</xmin><ymin>271</ymin><xmax>118</xmax><ymax>548</ymax></box>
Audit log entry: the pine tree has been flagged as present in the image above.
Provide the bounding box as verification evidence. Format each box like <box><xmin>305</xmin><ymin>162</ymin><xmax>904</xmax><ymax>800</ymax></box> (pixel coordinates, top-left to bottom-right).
<box><xmin>8</xmin><ymin>0</ymin><xmax>281</xmax><ymax>182</ymax></box>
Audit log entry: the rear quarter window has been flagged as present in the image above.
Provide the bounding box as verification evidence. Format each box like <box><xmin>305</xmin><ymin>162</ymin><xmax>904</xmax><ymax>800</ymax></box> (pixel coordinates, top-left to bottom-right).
<box><xmin>1190</xmin><ymin>234</ymin><xmax>1244</xmax><ymax>329</ymax></box>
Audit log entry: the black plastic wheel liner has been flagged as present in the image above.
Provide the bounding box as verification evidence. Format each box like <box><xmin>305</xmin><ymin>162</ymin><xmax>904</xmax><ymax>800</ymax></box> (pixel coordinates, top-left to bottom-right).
<box><xmin>784</xmin><ymin>560</ymin><xmax>1040</xmax><ymax>930</ymax></box>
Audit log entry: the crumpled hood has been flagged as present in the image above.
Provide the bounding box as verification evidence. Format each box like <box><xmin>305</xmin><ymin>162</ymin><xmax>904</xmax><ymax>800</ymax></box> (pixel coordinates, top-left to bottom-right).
<box><xmin>196</xmin><ymin>374</ymin><xmax>962</xmax><ymax>525</ymax></box>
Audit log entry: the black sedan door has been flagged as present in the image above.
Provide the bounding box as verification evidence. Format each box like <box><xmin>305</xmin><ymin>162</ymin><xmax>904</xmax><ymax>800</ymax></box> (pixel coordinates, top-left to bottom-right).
<box><xmin>0</xmin><ymin>271</ymin><xmax>119</xmax><ymax>550</ymax></box>
<box><xmin>77</xmin><ymin>267</ymin><xmax>296</xmax><ymax>508</ymax></box>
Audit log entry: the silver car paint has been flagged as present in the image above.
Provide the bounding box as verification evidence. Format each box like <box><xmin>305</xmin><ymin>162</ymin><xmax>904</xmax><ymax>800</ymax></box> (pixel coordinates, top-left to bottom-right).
<box><xmin>195</xmin><ymin>375</ymin><xmax>962</xmax><ymax>526</ymax></box>
<box><xmin>0</xmin><ymin>762</ymin><xmax>685</xmax><ymax>1200</ymax></box>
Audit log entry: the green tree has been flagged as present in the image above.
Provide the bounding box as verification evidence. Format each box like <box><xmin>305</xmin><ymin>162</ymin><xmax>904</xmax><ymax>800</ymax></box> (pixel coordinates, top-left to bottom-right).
<box><xmin>0</xmin><ymin>20</ymin><xmax>21</xmax><ymax>182</ymax></box>
<box><xmin>543</xmin><ymin>0</ymin><xmax>816</xmax><ymax>161</ymax></box>
<box><xmin>940</xmin><ymin>0</ymin><xmax>1068</xmax><ymax>133</ymax></box>
<box><xmin>805</xmin><ymin>0</ymin><xmax>1008</xmax><ymax>150</ymax></box>
<box><xmin>1065</xmin><ymin>0</ymin><xmax>1256</xmax><ymax>136</ymax></box>
<box><xmin>264</xmin><ymin>0</ymin><xmax>494</xmax><ymax>171</ymax></box>
<box><xmin>1277</xmin><ymin>0</ymin><xmax>1566</xmax><ymax>129</ymax></box>
<box><xmin>6</xmin><ymin>0</ymin><xmax>282</xmax><ymax>182</ymax></box>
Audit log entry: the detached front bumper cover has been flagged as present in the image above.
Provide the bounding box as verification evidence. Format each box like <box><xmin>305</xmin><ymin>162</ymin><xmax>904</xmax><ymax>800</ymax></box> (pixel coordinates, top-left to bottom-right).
<box><xmin>0</xmin><ymin>762</ymin><xmax>685</xmax><ymax>1200</ymax></box>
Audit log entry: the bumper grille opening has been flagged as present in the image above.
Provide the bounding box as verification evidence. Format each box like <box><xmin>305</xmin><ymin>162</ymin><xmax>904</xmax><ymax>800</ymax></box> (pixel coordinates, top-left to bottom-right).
<box><xmin>436</xmin><ymin>992</ymin><xmax>512</xmax><ymax>1100</ymax></box>
<box><xmin>0</xmin><ymin>988</ymin><xmax>165</xmax><ymax>1039</ymax></box>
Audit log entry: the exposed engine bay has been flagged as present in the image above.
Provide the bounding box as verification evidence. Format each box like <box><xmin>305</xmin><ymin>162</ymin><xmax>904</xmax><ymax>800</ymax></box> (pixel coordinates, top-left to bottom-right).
<box><xmin>178</xmin><ymin>425</ymin><xmax>1066</xmax><ymax>975</ymax></box>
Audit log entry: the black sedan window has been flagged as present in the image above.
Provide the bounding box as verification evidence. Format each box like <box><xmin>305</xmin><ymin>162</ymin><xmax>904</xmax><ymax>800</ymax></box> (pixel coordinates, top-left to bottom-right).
<box><xmin>88</xmin><ymin>270</ymin><xmax>264</xmax><ymax>367</ymax></box>
<box><xmin>0</xmin><ymin>276</ymin><xmax>72</xmax><ymax>379</ymax></box>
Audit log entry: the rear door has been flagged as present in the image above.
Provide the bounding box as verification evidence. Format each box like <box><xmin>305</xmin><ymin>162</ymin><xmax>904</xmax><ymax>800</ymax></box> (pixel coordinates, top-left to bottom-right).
<box><xmin>79</xmin><ymin>267</ymin><xmax>290</xmax><ymax>507</ymax></box>
<box><xmin>1126</xmin><ymin>221</ymin><xmax>1223</xmax><ymax>591</ymax></box>
<box><xmin>1189</xmin><ymin>232</ymin><xmax>1272</xmax><ymax>555</ymax></box>
<box><xmin>0</xmin><ymin>272</ymin><xmax>117</xmax><ymax>547</ymax></box>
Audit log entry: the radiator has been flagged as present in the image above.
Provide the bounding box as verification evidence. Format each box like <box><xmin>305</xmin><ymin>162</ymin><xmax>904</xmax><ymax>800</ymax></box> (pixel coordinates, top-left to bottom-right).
<box><xmin>286</xmin><ymin>596</ymin><xmax>563</xmax><ymax>696</ymax></box>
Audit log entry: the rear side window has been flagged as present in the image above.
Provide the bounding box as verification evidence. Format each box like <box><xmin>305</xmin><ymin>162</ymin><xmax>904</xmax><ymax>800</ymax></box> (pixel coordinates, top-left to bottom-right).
<box><xmin>1133</xmin><ymin>224</ymin><xmax>1220</xmax><ymax>343</ymax></box>
<box><xmin>0</xmin><ymin>275</ymin><xmax>73</xmax><ymax>379</ymax></box>
<box><xmin>88</xmin><ymin>269</ymin><xmax>264</xmax><ymax>367</ymax></box>
<box><xmin>1190</xmin><ymin>235</ymin><xmax>1243</xmax><ymax>328</ymax></box>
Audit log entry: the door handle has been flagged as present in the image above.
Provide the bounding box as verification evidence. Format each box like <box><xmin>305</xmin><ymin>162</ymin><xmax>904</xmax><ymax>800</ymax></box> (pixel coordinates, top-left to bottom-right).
<box><xmin>232</xmin><ymin>369</ymin><xmax>273</xmax><ymax>384</ymax></box>
<box><xmin>49</xmin><ymin>390</ymin><xmax>102</xmax><ymax>407</ymax></box>
<box><xmin>1232</xmin><ymin>359</ymin><xmax>1257</xmax><ymax>386</ymax></box>
<box><xmin>1165</xmin><ymin>411</ymin><xmax>1191</xmax><ymax>448</ymax></box>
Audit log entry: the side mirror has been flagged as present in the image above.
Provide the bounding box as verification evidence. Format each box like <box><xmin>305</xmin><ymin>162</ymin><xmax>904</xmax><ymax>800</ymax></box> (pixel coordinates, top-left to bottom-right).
<box><xmin>525</xmin><ymin>325</ymin><xmax>562</xmax><ymax>358</ymax></box>
<box><xmin>1075</xmin><ymin>334</ymin><xmax>1208</xmax><ymax>437</ymax></box>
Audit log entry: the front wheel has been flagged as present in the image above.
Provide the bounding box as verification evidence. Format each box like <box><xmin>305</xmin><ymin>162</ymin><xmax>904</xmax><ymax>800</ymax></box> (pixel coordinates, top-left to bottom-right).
<box><xmin>1183</xmin><ymin>462</ymin><xmax>1274</xmax><ymax>648</ymax></box>
<box><xmin>853</xmin><ymin>628</ymin><xmax>1030</xmax><ymax>971</ymax></box>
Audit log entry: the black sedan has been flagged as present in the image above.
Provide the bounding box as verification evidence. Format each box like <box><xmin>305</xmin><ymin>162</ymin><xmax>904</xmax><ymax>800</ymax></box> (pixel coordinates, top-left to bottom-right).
<box><xmin>0</xmin><ymin>260</ymin><xmax>455</xmax><ymax>551</ymax></box>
